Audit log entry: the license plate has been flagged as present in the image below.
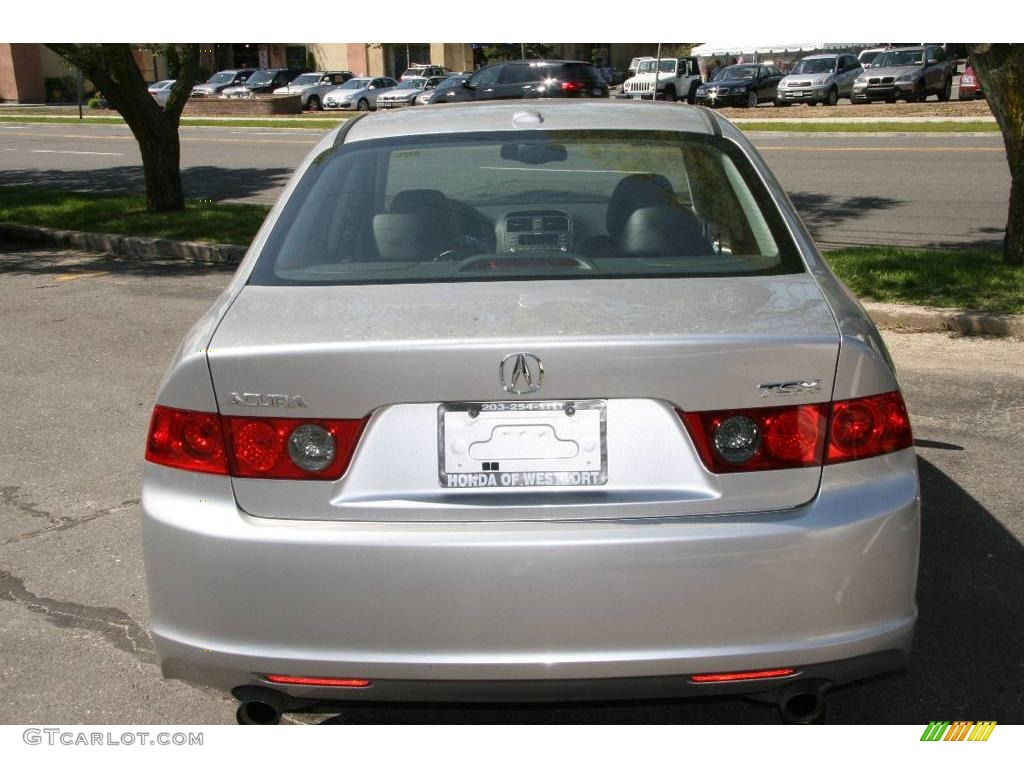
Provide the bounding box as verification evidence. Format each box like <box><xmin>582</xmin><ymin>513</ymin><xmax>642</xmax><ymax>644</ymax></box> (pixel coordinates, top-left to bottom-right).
<box><xmin>438</xmin><ymin>400</ymin><xmax>607</xmax><ymax>488</ymax></box>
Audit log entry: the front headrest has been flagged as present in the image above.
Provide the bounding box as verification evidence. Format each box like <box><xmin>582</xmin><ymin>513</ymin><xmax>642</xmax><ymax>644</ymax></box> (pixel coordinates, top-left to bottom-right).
<box><xmin>607</xmin><ymin>174</ymin><xmax>677</xmax><ymax>240</ymax></box>
<box><xmin>617</xmin><ymin>206</ymin><xmax>713</xmax><ymax>258</ymax></box>
<box><xmin>373</xmin><ymin>212</ymin><xmax>453</xmax><ymax>261</ymax></box>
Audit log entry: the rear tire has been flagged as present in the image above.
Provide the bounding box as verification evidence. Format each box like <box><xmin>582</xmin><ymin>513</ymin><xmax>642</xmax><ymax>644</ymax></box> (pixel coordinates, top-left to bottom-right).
<box><xmin>307</xmin><ymin>95</ymin><xmax>322</xmax><ymax>111</ymax></box>
<box><xmin>357</xmin><ymin>98</ymin><xmax>370</xmax><ymax>112</ymax></box>
<box><xmin>687</xmin><ymin>82</ymin><xmax>699</xmax><ymax>104</ymax></box>
<box><xmin>939</xmin><ymin>77</ymin><xmax>952</xmax><ymax>102</ymax></box>
<box><xmin>825</xmin><ymin>86</ymin><xmax>839</xmax><ymax>106</ymax></box>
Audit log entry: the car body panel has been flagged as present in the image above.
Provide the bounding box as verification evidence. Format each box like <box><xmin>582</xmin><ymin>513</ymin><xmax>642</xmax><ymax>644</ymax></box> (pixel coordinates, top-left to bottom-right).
<box><xmin>145</xmin><ymin>448</ymin><xmax>918</xmax><ymax>693</ymax></box>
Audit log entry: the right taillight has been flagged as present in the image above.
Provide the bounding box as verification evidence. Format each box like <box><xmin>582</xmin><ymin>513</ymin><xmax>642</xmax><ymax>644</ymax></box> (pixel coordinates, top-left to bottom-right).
<box><xmin>826</xmin><ymin>391</ymin><xmax>913</xmax><ymax>464</ymax></box>
<box><xmin>680</xmin><ymin>390</ymin><xmax>912</xmax><ymax>473</ymax></box>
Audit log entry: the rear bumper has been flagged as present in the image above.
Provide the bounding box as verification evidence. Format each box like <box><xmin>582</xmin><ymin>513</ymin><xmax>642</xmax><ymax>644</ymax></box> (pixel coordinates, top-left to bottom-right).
<box><xmin>143</xmin><ymin>450</ymin><xmax>920</xmax><ymax>702</ymax></box>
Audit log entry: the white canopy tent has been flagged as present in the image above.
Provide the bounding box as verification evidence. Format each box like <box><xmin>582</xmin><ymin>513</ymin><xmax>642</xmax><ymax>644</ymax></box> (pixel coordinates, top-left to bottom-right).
<box><xmin>691</xmin><ymin>43</ymin><xmax>874</xmax><ymax>60</ymax></box>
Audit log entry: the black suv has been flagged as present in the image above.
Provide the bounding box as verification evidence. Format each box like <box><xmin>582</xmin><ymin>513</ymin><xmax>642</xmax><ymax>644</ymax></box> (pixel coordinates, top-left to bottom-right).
<box><xmin>430</xmin><ymin>60</ymin><xmax>609</xmax><ymax>103</ymax></box>
<box><xmin>241</xmin><ymin>68</ymin><xmax>305</xmax><ymax>94</ymax></box>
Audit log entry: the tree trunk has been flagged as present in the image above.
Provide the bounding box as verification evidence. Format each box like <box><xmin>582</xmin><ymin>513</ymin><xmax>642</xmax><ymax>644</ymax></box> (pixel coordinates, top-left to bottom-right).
<box><xmin>969</xmin><ymin>44</ymin><xmax>1024</xmax><ymax>266</ymax></box>
<box><xmin>1008</xmin><ymin>147</ymin><xmax>1024</xmax><ymax>268</ymax></box>
<box><xmin>131</xmin><ymin>114</ymin><xmax>184</xmax><ymax>212</ymax></box>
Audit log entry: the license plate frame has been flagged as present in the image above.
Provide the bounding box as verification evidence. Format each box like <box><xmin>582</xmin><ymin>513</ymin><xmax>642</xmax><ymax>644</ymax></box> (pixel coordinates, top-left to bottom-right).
<box><xmin>438</xmin><ymin>400</ymin><xmax>607</xmax><ymax>489</ymax></box>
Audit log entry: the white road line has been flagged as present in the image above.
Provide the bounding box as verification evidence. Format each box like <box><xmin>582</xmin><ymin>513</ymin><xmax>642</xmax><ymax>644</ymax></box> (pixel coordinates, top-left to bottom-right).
<box><xmin>29</xmin><ymin>149</ymin><xmax>123</xmax><ymax>156</ymax></box>
<box><xmin>477</xmin><ymin>166</ymin><xmax>633</xmax><ymax>174</ymax></box>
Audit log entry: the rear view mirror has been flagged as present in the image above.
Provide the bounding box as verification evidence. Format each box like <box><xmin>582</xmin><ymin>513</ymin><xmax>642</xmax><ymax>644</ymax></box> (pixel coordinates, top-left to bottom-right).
<box><xmin>500</xmin><ymin>141</ymin><xmax>569</xmax><ymax>165</ymax></box>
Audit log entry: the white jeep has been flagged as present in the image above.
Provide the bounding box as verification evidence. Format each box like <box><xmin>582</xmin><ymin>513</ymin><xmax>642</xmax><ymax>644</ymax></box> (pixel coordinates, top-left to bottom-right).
<box><xmin>620</xmin><ymin>56</ymin><xmax>702</xmax><ymax>103</ymax></box>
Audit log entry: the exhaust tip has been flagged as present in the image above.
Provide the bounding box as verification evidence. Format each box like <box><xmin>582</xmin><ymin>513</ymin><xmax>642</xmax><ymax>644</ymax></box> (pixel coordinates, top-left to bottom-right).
<box><xmin>778</xmin><ymin>688</ymin><xmax>827</xmax><ymax>725</ymax></box>
<box><xmin>236</xmin><ymin>699</ymin><xmax>282</xmax><ymax>725</ymax></box>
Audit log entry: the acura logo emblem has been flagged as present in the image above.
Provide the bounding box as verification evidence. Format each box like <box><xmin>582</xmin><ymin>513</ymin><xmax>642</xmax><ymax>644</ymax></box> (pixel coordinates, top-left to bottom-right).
<box><xmin>499</xmin><ymin>353</ymin><xmax>544</xmax><ymax>395</ymax></box>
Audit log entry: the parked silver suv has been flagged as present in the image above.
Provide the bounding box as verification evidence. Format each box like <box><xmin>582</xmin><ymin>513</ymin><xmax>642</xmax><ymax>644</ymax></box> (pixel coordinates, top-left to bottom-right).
<box><xmin>852</xmin><ymin>45</ymin><xmax>955</xmax><ymax>103</ymax></box>
<box><xmin>775</xmin><ymin>53</ymin><xmax>862</xmax><ymax>106</ymax></box>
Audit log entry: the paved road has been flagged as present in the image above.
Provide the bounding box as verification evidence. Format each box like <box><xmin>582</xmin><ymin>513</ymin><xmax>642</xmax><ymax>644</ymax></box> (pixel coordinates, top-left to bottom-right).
<box><xmin>0</xmin><ymin>121</ymin><xmax>1009</xmax><ymax>251</ymax></box>
<box><xmin>0</xmin><ymin>242</ymin><xmax>1021</xmax><ymax>725</ymax></box>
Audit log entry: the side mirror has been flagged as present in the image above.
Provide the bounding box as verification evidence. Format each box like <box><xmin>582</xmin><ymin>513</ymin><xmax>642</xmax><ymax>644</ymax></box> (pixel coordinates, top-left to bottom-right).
<box><xmin>927</xmin><ymin>58</ymin><xmax>937</xmax><ymax>66</ymax></box>
<box><xmin>464</xmin><ymin>80</ymin><xmax>476</xmax><ymax>89</ymax></box>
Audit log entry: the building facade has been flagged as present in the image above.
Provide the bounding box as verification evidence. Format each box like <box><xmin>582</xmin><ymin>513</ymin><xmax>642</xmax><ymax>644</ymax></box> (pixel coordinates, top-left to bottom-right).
<box><xmin>1</xmin><ymin>42</ymin><xmax>680</xmax><ymax>103</ymax></box>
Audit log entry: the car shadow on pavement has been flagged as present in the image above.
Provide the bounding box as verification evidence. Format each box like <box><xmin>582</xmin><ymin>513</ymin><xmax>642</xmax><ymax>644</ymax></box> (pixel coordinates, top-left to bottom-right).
<box><xmin>0</xmin><ymin>165</ymin><xmax>292</xmax><ymax>204</ymax></box>
<box><xmin>318</xmin><ymin>456</ymin><xmax>1023</xmax><ymax>725</ymax></box>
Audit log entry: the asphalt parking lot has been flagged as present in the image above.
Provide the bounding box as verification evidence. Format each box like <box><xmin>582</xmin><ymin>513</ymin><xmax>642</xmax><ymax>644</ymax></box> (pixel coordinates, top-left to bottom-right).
<box><xmin>0</xmin><ymin>121</ymin><xmax>1009</xmax><ymax>251</ymax></box>
<box><xmin>0</xmin><ymin>242</ymin><xmax>1021</xmax><ymax>725</ymax></box>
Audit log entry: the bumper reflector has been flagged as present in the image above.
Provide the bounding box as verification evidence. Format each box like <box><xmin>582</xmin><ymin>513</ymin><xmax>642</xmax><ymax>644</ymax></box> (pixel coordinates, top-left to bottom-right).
<box><xmin>265</xmin><ymin>675</ymin><xmax>372</xmax><ymax>688</ymax></box>
<box><xmin>690</xmin><ymin>668</ymin><xmax>796</xmax><ymax>683</ymax></box>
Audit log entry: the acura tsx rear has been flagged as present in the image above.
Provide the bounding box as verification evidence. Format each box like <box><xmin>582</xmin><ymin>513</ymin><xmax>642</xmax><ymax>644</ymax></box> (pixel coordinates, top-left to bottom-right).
<box><xmin>142</xmin><ymin>101</ymin><xmax>919</xmax><ymax>724</ymax></box>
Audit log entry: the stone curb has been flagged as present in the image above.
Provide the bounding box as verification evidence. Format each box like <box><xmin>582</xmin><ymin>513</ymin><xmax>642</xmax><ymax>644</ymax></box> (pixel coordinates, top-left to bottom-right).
<box><xmin>0</xmin><ymin>222</ymin><xmax>246</xmax><ymax>264</ymax></box>
<box><xmin>863</xmin><ymin>301</ymin><xmax>1024</xmax><ymax>340</ymax></box>
<box><xmin>2</xmin><ymin>222</ymin><xmax>1020</xmax><ymax>338</ymax></box>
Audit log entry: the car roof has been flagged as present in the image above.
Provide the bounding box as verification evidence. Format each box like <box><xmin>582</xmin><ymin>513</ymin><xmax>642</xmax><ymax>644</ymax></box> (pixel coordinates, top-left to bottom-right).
<box><xmin>344</xmin><ymin>100</ymin><xmax>716</xmax><ymax>144</ymax></box>
<box><xmin>802</xmin><ymin>53</ymin><xmax>841</xmax><ymax>59</ymax></box>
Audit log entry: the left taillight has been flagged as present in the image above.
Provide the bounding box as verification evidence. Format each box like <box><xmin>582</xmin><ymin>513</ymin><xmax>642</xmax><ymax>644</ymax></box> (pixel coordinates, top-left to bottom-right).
<box><xmin>145</xmin><ymin>406</ymin><xmax>364</xmax><ymax>480</ymax></box>
<box><xmin>145</xmin><ymin>405</ymin><xmax>229</xmax><ymax>475</ymax></box>
<box><xmin>560</xmin><ymin>81</ymin><xmax>584</xmax><ymax>91</ymax></box>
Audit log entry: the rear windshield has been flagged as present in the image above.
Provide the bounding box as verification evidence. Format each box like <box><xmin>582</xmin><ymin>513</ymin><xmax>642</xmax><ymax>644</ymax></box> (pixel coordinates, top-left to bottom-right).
<box><xmin>249</xmin><ymin>130</ymin><xmax>803</xmax><ymax>287</ymax></box>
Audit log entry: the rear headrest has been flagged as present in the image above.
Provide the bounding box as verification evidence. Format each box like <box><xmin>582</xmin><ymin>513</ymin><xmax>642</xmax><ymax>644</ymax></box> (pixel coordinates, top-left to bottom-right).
<box><xmin>373</xmin><ymin>212</ymin><xmax>454</xmax><ymax>261</ymax></box>
<box><xmin>617</xmin><ymin>206</ymin><xmax>713</xmax><ymax>258</ymax></box>
<box><xmin>607</xmin><ymin>173</ymin><xmax>678</xmax><ymax>240</ymax></box>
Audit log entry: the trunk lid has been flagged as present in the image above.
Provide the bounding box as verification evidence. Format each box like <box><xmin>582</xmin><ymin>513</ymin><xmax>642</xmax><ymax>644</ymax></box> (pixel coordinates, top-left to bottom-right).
<box><xmin>208</xmin><ymin>275</ymin><xmax>839</xmax><ymax>521</ymax></box>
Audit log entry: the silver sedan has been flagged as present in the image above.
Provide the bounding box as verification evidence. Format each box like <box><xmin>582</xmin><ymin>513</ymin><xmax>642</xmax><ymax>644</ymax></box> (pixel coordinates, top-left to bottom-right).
<box><xmin>143</xmin><ymin>100</ymin><xmax>920</xmax><ymax>725</ymax></box>
<box><xmin>323</xmin><ymin>76</ymin><xmax>398</xmax><ymax>111</ymax></box>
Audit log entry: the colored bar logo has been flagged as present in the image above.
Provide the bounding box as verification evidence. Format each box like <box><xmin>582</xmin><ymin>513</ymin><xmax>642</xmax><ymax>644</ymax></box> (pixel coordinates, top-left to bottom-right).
<box><xmin>921</xmin><ymin>721</ymin><xmax>997</xmax><ymax>741</ymax></box>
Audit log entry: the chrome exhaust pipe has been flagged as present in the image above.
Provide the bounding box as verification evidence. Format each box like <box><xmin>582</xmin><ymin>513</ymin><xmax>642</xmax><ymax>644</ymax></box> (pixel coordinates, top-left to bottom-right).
<box><xmin>776</xmin><ymin>682</ymin><xmax>827</xmax><ymax>724</ymax></box>
<box><xmin>235</xmin><ymin>688</ymin><xmax>285</xmax><ymax>725</ymax></box>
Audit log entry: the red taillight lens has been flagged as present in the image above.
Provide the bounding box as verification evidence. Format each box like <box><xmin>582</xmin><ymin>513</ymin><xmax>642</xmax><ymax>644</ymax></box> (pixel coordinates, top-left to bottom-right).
<box><xmin>560</xmin><ymin>81</ymin><xmax>584</xmax><ymax>91</ymax></box>
<box><xmin>145</xmin><ymin>406</ymin><xmax>364</xmax><ymax>480</ymax></box>
<box><xmin>691</xmin><ymin>667</ymin><xmax>796</xmax><ymax>683</ymax></box>
<box><xmin>223</xmin><ymin>415</ymin><xmax>364</xmax><ymax>480</ymax></box>
<box><xmin>265</xmin><ymin>674</ymin><xmax>372</xmax><ymax>687</ymax></box>
<box><xmin>682</xmin><ymin>404</ymin><xmax>828</xmax><ymax>473</ymax></box>
<box><xmin>827</xmin><ymin>391</ymin><xmax>912</xmax><ymax>463</ymax></box>
<box><xmin>679</xmin><ymin>391</ymin><xmax>912</xmax><ymax>473</ymax></box>
<box><xmin>146</xmin><ymin>405</ymin><xmax>229</xmax><ymax>475</ymax></box>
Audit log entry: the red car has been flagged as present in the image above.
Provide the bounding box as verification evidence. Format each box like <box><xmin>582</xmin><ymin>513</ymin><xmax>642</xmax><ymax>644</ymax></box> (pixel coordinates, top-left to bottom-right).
<box><xmin>959</xmin><ymin>63</ymin><xmax>984</xmax><ymax>100</ymax></box>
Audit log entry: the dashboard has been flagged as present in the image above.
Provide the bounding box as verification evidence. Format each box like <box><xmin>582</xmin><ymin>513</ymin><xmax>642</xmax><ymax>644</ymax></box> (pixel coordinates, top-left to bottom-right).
<box><xmin>500</xmin><ymin>210</ymin><xmax>573</xmax><ymax>254</ymax></box>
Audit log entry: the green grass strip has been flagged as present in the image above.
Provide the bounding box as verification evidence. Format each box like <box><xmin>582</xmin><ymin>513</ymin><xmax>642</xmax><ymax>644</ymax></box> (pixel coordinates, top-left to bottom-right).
<box><xmin>825</xmin><ymin>246</ymin><xmax>1023</xmax><ymax>314</ymax></box>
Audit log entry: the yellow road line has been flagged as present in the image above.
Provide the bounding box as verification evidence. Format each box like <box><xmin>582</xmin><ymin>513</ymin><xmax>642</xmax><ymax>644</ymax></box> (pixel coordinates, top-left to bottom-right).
<box><xmin>758</xmin><ymin>146</ymin><xmax>1003</xmax><ymax>153</ymax></box>
<box><xmin>54</xmin><ymin>271</ymin><xmax>109</xmax><ymax>281</ymax></box>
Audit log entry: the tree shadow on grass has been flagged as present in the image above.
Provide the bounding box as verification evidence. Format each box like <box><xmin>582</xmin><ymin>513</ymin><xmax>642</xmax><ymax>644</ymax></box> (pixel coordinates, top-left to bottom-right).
<box><xmin>317</xmin><ymin>457</ymin><xmax>1023</xmax><ymax>724</ymax></box>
